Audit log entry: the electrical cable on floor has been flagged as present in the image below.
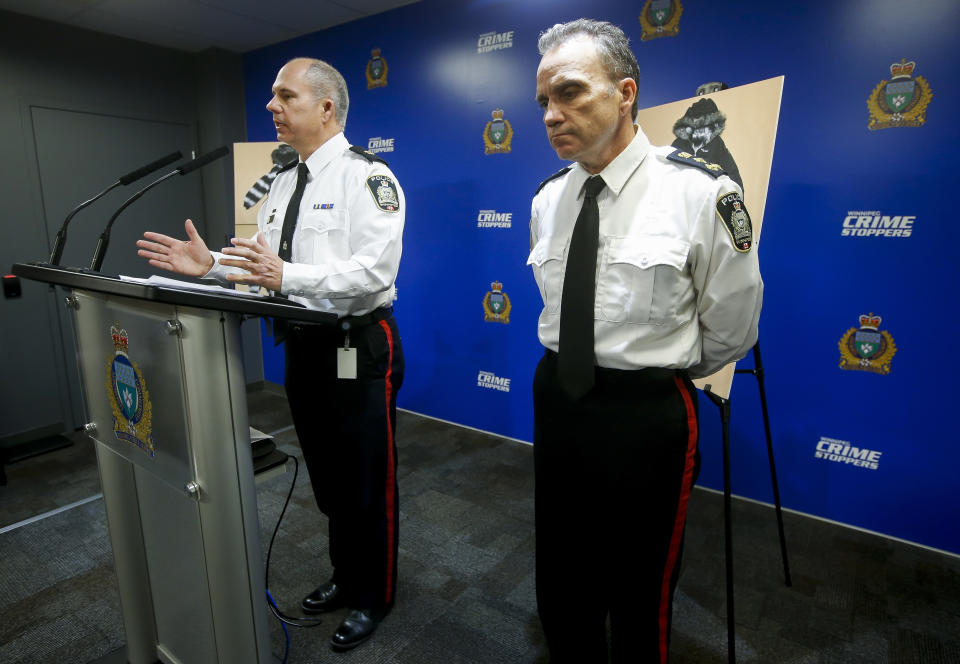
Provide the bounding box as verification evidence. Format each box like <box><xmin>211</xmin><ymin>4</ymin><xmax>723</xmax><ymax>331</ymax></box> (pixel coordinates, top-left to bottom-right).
<box><xmin>263</xmin><ymin>454</ymin><xmax>324</xmax><ymax>648</ymax></box>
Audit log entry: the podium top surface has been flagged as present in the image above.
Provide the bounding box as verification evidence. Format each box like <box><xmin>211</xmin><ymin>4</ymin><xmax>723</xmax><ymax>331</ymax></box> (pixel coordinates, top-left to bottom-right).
<box><xmin>13</xmin><ymin>262</ymin><xmax>337</xmax><ymax>324</ymax></box>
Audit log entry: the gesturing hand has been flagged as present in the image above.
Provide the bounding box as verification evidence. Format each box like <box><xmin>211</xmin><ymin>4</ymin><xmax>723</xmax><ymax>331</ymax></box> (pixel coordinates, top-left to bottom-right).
<box><xmin>219</xmin><ymin>232</ymin><xmax>285</xmax><ymax>293</ymax></box>
<box><xmin>137</xmin><ymin>219</ymin><xmax>214</xmax><ymax>277</ymax></box>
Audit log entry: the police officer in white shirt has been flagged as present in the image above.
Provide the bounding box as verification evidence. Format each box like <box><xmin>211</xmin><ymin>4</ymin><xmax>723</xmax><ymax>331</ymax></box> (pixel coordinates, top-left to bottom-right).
<box><xmin>136</xmin><ymin>57</ymin><xmax>404</xmax><ymax>653</ymax></box>
<box><xmin>529</xmin><ymin>20</ymin><xmax>762</xmax><ymax>663</ymax></box>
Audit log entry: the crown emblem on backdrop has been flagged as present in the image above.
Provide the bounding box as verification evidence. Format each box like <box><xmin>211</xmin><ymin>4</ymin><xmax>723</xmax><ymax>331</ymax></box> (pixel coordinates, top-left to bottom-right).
<box><xmin>491</xmin><ymin>109</ymin><xmax>504</xmax><ymax>120</ymax></box>
<box><xmin>490</xmin><ymin>281</ymin><xmax>503</xmax><ymax>293</ymax></box>
<box><xmin>867</xmin><ymin>58</ymin><xmax>932</xmax><ymax>130</ymax></box>
<box><xmin>889</xmin><ymin>60</ymin><xmax>915</xmax><ymax>79</ymax></box>
<box><xmin>858</xmin><ymin>313</ymin><xmax>882</xmax><ymax>329</ymax></box>
<box><xmin>371</xmin><ymin>48</ymin><xmax>381</xmax><ymax>58</ymax></box>
<box><xmin>111</xmin><ymin>323</ymin><xmax>129</xmax><ymax>353</ymax></box>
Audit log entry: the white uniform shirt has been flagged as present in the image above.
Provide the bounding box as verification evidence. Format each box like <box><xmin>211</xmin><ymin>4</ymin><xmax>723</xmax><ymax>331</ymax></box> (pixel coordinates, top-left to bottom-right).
<box><xmin>207</xmin><ymin>132</ymin><xmax>404</xmax><ymax>317</ymax></box>
<box><xmin>528</xmin><ymin>127</ymin><xmax>762</xmax><ymax>378</ymax></box>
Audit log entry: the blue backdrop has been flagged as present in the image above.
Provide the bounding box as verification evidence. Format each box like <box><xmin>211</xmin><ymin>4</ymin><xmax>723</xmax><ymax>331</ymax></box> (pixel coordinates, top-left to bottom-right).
<box><xmin>243</xmin><ymin>0</ymin><xmax>960</xmax><ymax>555</ymax></box>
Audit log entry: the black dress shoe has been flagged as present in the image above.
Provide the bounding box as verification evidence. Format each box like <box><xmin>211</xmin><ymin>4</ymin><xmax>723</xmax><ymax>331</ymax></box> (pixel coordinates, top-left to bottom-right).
<box><xmin>301</xmin><ymin>581</ymin><xmax>345</xmax><ymax>614</ymax></box>
<box><xmin>330</xmin><ymin>609</ymin><xmax>379</xmax><ymax>652</ymax></box>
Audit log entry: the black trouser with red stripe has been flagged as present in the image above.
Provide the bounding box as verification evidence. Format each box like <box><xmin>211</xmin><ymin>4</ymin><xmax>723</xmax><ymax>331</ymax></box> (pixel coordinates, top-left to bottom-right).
<box><xmin>284</xmin><ymin>312</ymin><xmax>403</xmax><ymax>615</ymax></box>
<box><xmin>533</xmin><ymin>350</ymin><xmax>700</xmax><ymax>664</ymax></box>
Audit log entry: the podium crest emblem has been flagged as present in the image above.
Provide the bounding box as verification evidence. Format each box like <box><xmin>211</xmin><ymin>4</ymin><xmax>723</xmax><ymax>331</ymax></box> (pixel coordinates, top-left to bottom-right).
<box><xmin>838</xmin><ymin>313</ymin><xmax>897</xmax><ymax>375</ymax></box>
<box><xmin>105</xmin><ymin>322</ymin><xmax>155</xmax><ymax>456</ymax></box>
<box><xmin>867</xmin><ymin>59</ymin><xmax>932</xmax><ymax>130</ymax></box>
<box><xmin>483</xmin><ymin>109</ymin><xmax>513</xmax><ymax>155</ymax></box>
<box><xmin>366</xmin><ymin>48</ymin><xmax>388</xmax><ymax>89</ymax></box>
<box><xmin>639</xmin><ymin>0</ymin><xmax>683</xmax><ymax>41</ymax></box>
<box><xmin>483</xmin><ymin>281</ymin><xmax>511</xmax><ymax>323</ymax></box>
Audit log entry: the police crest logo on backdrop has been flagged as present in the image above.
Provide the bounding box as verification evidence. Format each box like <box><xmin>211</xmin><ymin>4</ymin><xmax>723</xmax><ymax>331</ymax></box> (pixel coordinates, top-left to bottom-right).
<box><xmin>838</xmin><ymin>313</ymin><xmax>897</xmax><ymax>375</ymax></box>
<box><xmin>106</xmin><ymin>323</ymin><xmax>155</xmax><ymax>457</ymax></box>
<box><xmin>483</xmin><ymin>109</ymin><xmax>513</xmax><ymax>155</ymax></box>
<box><xmin>366</xmin><ymin>48</ymin><xmax>388</xmax><ymax>89</ymax></box>
<box><xmin>482</xmin><ymin>281</ymin><xmax>511</xmax><ymax>323</ymax></box>
<box><xmin>639</xmin><ymin>0</ymin><xmax>683</xmax><ymax>41</ymax></box>
<box><xmin>867</xmin><ymin>59</ymin><xmax>933</xmax><ymax>130</ymax></box>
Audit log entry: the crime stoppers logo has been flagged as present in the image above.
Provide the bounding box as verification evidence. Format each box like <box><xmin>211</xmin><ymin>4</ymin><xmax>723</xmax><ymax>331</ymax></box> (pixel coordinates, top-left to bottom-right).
<box><xmin>106</xmin><ymin>323</ymin><xmax>155</xmax><ymax>457</ymax></box>
<box><xmin>639</xmin><ymin>0</ymin><xmax>682</xmax><ymax>41</ymax></box>
<box><xmin>477</xmin><ymin>30</ymin><xmax>514</xmax><ymax>53</ymax></box>
<box><xmin>842</xmin><ymin>211</ymin><xmax>914</xmax><ymax>238</ymax></box>
<box><xmin>815</xmin><ymin>437</ymin><xmax>882</xmax><ymax>471</ymax></box>
<box><xmin>838</xmin><ymin>313</ymin><xmax>897</xmax><ymax>375</ymax></box>
<box><xmin>867</xmin><ymin>59</ymin><xmax>932</xmax><ymax>130</ymax></box>
<box><xmin>477</xmin><ymin>209</ymin><xmax>512</xmax><ymax>228</ymax></box>
<box><xmin>477</xmin><ymin>370</ymin><xmax>511</xmax><ymax>392</ymax></box>
<box><xmin>483</xmin><ymin>281</ymin><xmax>511</xmax><ymax>323</ymax></box>
<box><xmin>367</xmin><ymin>137</ymin><xmax>395</xmax><ymax>154</ymax></box>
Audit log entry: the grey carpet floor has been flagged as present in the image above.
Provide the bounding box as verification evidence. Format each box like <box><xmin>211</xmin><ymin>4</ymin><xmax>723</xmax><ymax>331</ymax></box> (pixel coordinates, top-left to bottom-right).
<box><xmin>1</xmin><ymin>385</ymin><xmax>958</xmax><ymax>663</ymax></box>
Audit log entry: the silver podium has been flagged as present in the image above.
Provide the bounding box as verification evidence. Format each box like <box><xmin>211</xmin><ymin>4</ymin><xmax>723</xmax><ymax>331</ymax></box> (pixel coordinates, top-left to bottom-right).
<box><xmin>14</xmin><ymin>263</ymin><xmax>334</xmax><ymax>664</ymax></box>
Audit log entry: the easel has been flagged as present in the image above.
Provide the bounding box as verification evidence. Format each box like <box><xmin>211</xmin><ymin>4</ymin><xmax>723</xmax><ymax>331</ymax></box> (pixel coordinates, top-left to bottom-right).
<box><xmin>702</xmin><ymin>340</ymin><xmax>791</xmax><ymax>664</ymax></box>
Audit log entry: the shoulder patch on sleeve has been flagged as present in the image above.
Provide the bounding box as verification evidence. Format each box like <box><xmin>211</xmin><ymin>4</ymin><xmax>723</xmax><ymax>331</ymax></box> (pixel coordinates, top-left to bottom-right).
<box><xmin>667</xmin><ymin>148</ymin><xmax>726</xmax><ymax>178</ymax></box>
<box><xmin>366</xmin><ymin>174</ymin><xmax>400</xmax><ymax>212</ymax></box>
<box><xmin>716</xmin><ymin>192</ymin><xmax>754</xmax><ymax>252</ymax></box>
<box><xmin>534</xmin><ymin>166</ymin><xmax>571</xmax><ymax>195</ymax></box>
<box><xmin>350</xmin><ymin>145</ymin><xmax>389</xmax><ymax>165</ymax></box>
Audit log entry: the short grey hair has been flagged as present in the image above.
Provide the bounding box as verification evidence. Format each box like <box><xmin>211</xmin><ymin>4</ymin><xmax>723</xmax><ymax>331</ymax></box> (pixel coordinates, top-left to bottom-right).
<box><xmin>299</xmin><ymin>58</ymin><xmax>349</xmax><ymax>130</ymax></box>
<box><xmin>538</xmin><ymin>19</ymin><xmax>640</xmax><ymax>120</ymax></box>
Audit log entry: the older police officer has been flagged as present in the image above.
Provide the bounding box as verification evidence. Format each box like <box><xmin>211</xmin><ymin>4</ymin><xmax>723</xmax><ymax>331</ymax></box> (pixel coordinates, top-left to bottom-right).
<box><xmin>528</xmin><ymin>19</ymin><xmax>762</xmax><ymax>663</ymax></box>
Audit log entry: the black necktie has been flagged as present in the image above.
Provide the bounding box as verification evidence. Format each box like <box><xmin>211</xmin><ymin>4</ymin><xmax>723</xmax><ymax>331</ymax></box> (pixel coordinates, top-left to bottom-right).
<box><xmin>278</xmin><ymin>163</ymin><xmax>309</xmax><ymax>262</ymax></box>
<box><xmin>558</xmin><ymin>175</ymin><xmax>606</xmax><ymax>400</ymax></box>
<box><xmin>272</xmin><ymin>162</ymin><xmax>308</xmax><ymax>344</ymax></box>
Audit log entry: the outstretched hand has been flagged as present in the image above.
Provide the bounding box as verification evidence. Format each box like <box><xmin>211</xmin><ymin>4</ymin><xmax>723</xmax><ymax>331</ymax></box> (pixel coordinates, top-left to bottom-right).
<box><xmin>137</xmin><ymin>219</ymin><xmax>214</xmax><ymax>277</ymax></box>
<box><xmin>219</xmin><ymin>232</ymin><xmax>285</xmax><ymax>293</ymax></box>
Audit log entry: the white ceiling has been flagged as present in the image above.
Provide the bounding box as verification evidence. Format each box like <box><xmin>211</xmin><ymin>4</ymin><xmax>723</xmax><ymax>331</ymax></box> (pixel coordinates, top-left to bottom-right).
<box><xmin>0</xmin><ymin>0</ymin><xmax>421</xmax><ymax>53</ymax></box>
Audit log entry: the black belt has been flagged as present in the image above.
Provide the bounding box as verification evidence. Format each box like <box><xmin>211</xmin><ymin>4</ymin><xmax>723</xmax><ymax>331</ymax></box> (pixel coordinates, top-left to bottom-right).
<box><xmin>337</xmin><ymin>306</ymin><xmax>393</xmax><ymax>330</ymax></box>
<box><xmin>543</xmin><ymin>348</ymin><xmax>682</xmax><ymax>382</ymax></box>
<box><xmin>288</xmin><ymin>306</ymin><xmax>393</xmax><ymax>333</ymax></box>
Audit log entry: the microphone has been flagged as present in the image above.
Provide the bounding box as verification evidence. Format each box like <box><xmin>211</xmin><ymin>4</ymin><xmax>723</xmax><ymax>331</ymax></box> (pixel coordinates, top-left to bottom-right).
<box><xmin>89</xmin><ymin>146</ymin><xmax>230</xmax><ymax>272</ymax></box>
<box><xmin>48</xmin><ymin>151</ymin><xmax>183</xmax><ymax>265</ymax></box>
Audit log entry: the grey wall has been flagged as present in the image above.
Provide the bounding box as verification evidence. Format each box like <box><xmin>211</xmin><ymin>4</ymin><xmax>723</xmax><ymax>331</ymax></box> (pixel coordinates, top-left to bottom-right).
<box><xmin>0</xmin><ymin>11</ymin><xmax>260</xmax><ymax>443</ymax></box>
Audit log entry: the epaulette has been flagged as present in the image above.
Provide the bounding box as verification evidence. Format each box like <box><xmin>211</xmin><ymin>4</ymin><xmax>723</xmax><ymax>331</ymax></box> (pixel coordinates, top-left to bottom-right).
<box><xmin>534</xmin><ymin>166</ymin><xmax>571</xmax><ymax>195</ymax></box>
<box><xmin>349</xmin><ymin>145</ymin><xmax>388</xmax><ymax>166</ymax></box>
<box><xmin>666</xmin><ymin>149</ymin><xmax>726</xmax><ymax>178</ymax></box>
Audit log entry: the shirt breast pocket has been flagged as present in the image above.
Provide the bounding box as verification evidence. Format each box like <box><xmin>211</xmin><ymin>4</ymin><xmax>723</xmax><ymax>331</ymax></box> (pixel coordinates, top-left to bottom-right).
<box><xmin>526</xmin><ymin>237</ymin><xmax>567</xmax><ymax>314</ymax></box>
<box><xmin>598</xmin><ymin>235</ymin><xmax>689</xmax><ymax>324</ymax></box>
<box><xmin>295</xmin><ymin>209</ymin><xmax>347</xmax><ymax>263</ymax></box>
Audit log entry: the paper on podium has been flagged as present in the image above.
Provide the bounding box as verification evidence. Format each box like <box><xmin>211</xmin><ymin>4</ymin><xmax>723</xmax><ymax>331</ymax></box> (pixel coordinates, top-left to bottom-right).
<box><xmin>120</xmin><ymin>274</ymin><xmax>266</xmax><ymax>299</ymax></box>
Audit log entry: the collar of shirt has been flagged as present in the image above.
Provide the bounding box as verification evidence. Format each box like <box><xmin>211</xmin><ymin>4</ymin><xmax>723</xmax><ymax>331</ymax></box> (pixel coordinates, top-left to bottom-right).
<box><xmin>301</xmin><ymin>131</ymin><xmax>350</xmax><ymax>179</ymax></box>
<box><xmin>568</xmin><ymin>126</ymin><xmax>652</xmax><ymax>200</ymax></box>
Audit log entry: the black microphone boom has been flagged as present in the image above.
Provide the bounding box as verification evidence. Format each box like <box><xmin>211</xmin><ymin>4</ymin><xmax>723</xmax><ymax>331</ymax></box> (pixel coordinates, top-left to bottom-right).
<box><xmin>89</xmin><ymin>146</ymin><xmax>230</xmax><ymax>272</ymax></box>
<box><xmin>177</xmin><ymin>145</ymin><xmax>229</xmax><ymax>176</ymax></box>
<box><xmin>48</xmin><ymin>150</ymin><xmax>182</xmax><ymax>265</ymax></box>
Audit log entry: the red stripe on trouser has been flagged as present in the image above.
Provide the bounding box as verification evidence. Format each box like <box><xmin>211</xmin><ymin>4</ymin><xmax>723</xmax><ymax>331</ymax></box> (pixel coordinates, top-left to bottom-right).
<box><xmin>658</xmin><ymin>375</ymin><xmax>699</xmax><ymax>664</ymax></box>
<box><xmin>378</xmin><ymin>319</ymin><xmax>397</xmax><ymax>605</ymax></box>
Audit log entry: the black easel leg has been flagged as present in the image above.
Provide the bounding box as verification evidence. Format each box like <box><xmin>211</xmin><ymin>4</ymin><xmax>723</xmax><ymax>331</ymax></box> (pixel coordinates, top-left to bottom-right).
<box><xmin>705</xmin><ymin>387</ymin><xmax>735</xmax><ymax>664</ymax></box>
<box><xmin>751</xmin><ymin>343</ymin><xmax>792</xmax><ymax>587</ymax></box>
